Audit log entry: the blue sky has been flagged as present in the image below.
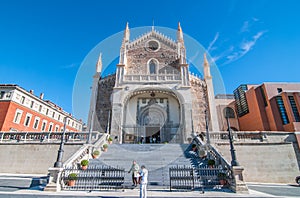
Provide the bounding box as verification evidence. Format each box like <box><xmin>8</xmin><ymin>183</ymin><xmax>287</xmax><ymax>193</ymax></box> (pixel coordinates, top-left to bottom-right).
<box><xmin>1</xmin><ymin>0</ymin><xmax>300</xmax><ymax>123</ymax></box>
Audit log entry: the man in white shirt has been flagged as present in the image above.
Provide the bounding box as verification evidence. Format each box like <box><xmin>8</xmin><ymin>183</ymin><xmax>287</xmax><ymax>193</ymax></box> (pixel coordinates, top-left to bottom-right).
<box><xmin>139</xmin><ymin>165</ymin><xmax>148</xmax><ymax>198</ymax></box>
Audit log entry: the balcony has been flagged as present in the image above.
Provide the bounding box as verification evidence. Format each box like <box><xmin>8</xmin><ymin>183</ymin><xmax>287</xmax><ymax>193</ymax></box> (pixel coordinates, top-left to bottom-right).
<box><xmin>123</xmin><ymin>74</ymin><xmax>181</xmax><ymax>83</ymax></box>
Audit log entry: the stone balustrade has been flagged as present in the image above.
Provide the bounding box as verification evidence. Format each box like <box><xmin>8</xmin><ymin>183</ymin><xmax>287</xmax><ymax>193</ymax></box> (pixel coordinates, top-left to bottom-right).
<box><xmin>123</xmin><ymin>74</ymin><xmax>181</xmax><ymax>82</ymax></box>
<box><xmin>205</xmin><ymin>131</ymin><xmax>294</xmax><ymax>144</ymax></box>
<box><xmin>0</xmin><ymin>131</ymin><xmax>101</xmax><ymax>143</ymax></box>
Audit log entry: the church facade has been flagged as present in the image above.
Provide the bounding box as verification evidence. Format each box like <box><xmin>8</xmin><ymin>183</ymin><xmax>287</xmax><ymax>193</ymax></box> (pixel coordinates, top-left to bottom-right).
<box><xmin>88</xmin><ymin>23</ymin><xmax>219</xmax><ymax>143</ymax></box>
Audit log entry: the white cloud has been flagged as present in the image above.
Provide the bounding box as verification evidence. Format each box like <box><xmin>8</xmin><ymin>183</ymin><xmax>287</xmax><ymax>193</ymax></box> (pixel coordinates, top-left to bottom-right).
<box><xmin>207</xmin><ymin>32</ymin><xmax>219</xmax><ymax>52</ymax></box>
<box><xmin>241</xmin><ymin>21</ymin><xmax>249</xmax><ymax>32</ymax></box>
<box><xmin>223</xmin><ymin>31</ymin><xmax>266</xmax><ymax>65</ymax></box>
<box><xmin>61</xmin><ymin>62</ymin><xmax>79</xmax><ymax>69</ymax></box>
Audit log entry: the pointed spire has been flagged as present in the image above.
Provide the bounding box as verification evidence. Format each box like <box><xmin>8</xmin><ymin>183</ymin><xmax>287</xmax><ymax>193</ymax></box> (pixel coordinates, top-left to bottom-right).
<box><xmin>96</xmin><ymin>53</ymin><xmax>102</xmax><ymax>73</ymax></box>
<box><xmin>203</xmin><ymin>53</ymin><xmax>211</xmax><ymax>78</ymax></box>
<box><xmin>123</xmin><ymin>22</ymin><xmax>130</xmax><ymax>44</ymax></box>
<box><xmin>203</xmin><ymin>53</ymin><xmax>209</xmax><ymax>66</ymax></box>
<box><xmin>177</xmin><ymin>22</ymin><xmax>184</xmax><ymax>43</ymax></box>
<box><xmin>152</xmin><ymin>19</ymin><xmax>155</xmax><ymax>31</ymax></box>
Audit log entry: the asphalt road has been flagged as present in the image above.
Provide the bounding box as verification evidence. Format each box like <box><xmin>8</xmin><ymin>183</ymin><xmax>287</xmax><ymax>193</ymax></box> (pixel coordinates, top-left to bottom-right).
<box><xmin>247</xmin><ymin>183</ymin><xmax>300</xmax><ymax>197</ymax></box>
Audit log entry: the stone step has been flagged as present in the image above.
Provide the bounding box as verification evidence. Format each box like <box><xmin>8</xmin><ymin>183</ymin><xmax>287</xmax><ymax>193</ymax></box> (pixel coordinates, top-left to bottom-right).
<box><xmin>89</xmin><ymin>143</ymin><xmax>200</xmax><ymax>186</ymax></box>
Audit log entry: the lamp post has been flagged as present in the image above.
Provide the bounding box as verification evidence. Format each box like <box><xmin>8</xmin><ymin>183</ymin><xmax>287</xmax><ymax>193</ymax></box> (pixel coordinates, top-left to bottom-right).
<box><xmin>224</xmin><ymin>110</ymin><xmax>239</xmax><ymax>166</ymax></box>
<box><xmin>54</xmin><ymin>116</ymin><xmax>67</xmax><ymax>168</ymax></box>
<box><xmin>205</xmin><ymin>110</ymin><xmax>210</xmax><ymax>145</ymax></box>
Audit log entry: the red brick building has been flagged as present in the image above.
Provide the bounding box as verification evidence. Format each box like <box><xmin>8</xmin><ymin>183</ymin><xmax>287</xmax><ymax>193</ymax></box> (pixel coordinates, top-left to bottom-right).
<box><xmin>233</xmin><ymin>83</ymin><xmax>300</xmax><ymax>132</ymax></box>
<box><xmin>0</xmin><ymin>84</ymin><xmax>83</xmax><ymax>132</ymax></box>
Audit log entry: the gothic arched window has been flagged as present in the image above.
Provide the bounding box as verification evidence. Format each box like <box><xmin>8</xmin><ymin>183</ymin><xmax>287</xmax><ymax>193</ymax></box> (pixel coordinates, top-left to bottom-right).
<box><xmin>224</xmin><ymin>107</ymin><xmax>235</xmax><ymax>118</ymax></box>
<box><xmin>149</xmin><ymin>60</ymin><xmax>156</xmax><ymax>74</ymax></box>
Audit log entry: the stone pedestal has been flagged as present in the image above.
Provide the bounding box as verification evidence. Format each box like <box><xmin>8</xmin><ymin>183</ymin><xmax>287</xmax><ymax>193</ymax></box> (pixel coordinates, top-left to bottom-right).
<box><xmin>231</xmin><ymin>166</ymin><xmax>249</xmax><ymax>194</ymax></box>
<box><xmin>44</xmin><ymin>167</ymin><xmax>63</xmax><ymax>192</ymax></box>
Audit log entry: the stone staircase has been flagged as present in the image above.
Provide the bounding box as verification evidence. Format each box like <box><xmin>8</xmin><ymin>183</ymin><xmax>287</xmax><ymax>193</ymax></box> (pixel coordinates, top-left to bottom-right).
<box><xmin>90</xmin><ymin>143</ymin><xmax>198</xmax><ymax>188</ymax></box>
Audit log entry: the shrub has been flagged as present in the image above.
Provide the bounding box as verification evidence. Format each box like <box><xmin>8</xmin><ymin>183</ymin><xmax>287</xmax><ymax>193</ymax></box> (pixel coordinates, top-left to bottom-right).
<box><xmin>68</xmin><ymin>173</ymin><xmax>78</xmax><ymax>181</ymax></box>
<box><xmin>108</xmin><ymin>137</ymin><xmax>113</xmax><ymax>141</ymax></box>
<box><xmin>92</xmin><ymin>150</ymin><xmax>100</xmax><ymax>156</ymax></box>
<box><xmin>81</xmin><ymin>159</ymin><xmax>89</xmax><ymax>166</ymax></box>
<box><xmin>103</xmin><ymin>144</ymin><xmax>108</xmax><ymax>149</ymax></box>
<box><xmin>207</xmin><ymin>159</ymin><xmax>215</xmax><ymax>166</ymax></box>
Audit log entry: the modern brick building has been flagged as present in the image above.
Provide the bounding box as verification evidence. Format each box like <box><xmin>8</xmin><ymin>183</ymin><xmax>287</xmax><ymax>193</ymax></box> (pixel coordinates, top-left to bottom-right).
<box><xmin>0</xmin><ymin>84</ymin><xmax>83</xmax><ymax>132</ymax></box>
<box><xmin>233</xmin><ymin>83</ymin><xmax>300</xmax><ymax>132</ymax></box>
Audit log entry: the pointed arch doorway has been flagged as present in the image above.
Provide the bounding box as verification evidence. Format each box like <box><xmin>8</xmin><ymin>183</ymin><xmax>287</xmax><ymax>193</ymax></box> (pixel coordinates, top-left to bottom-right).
<box><xmin>139</xmin><ymin>102</ymin><xmax>166</xmax><ymax>143</ymax></box>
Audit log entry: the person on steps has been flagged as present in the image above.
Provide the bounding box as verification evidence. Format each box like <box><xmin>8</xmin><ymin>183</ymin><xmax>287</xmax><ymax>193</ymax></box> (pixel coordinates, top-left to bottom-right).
<box><xmin>128</xmin><ymin>160</ymin><xmax>140</xmax><ymax>187</ymax></box>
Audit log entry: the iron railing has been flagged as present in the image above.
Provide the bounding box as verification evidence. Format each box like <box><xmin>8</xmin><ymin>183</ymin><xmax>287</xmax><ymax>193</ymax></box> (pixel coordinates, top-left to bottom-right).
<box><xmin>61</xmin><ymin>165</ymin><xmax>125</xmax><ymax>191</ymax></box>
<box><xmin>169</xmin><ymin>165</ymin><xmax>229</xmax><ymax>192</ymax></box>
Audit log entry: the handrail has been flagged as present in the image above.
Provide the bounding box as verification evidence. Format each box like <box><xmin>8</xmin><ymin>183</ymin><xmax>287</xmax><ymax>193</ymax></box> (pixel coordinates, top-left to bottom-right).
<box><xmin>192</xmin><ymin>135</ymin><xmax>235</xmax><ymax>188</ymax></box>
<box><xmin>63</xmin><ymin>133</ymin><xmax>109</xmax><ymax>168</ymax></box>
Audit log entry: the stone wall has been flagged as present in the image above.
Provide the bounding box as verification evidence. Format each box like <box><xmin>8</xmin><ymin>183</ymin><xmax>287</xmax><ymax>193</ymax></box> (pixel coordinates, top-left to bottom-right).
<box><xmin>215</xmin><ymin>142</ymin><xmax>300</xmax><ymax>183</ymax></box>
<box><xmin>94</xmin><ymin>75</ymin><xmax>115</xmax><ymax>133</ymax></box>
<box><xmin>126</xmin><ymin>33</ymin><xmax>180</xmax><ymax>75</ymax></box>
<box><xmin>190</xmin><ymin>76</ymin><xmax>207</xmax><ymax>133</ymax></box>
<box><xmin>0</xmin><ymin>143</ymin><xmax>82</xmax><ymax>174</ymax></box>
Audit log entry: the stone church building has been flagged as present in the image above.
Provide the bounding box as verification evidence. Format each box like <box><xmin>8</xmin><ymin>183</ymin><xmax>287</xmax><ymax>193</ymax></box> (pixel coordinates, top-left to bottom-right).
<box><xmin>88</xmin><ymin>23</ymin><xmax>220</xmax><ymax>144</ymax></box>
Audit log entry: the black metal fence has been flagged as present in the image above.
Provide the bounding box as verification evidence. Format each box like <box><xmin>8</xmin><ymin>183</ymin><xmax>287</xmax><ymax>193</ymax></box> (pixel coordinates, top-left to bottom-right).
<box><xmin>61</xmin><ymin>165</ymin><xmax>125</xmax><ymax>191</ymax></box>
<box><xmin>169</xmin><ymin>166</ymin><xmax>227</xmax><ymax>192</ymax></box>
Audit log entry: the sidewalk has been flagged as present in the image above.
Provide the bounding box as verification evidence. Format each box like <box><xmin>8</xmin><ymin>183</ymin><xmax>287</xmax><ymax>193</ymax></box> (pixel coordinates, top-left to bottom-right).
<box><xmin>0</xmin><ymin>187</ymin><xmax>276</xmax><ymax>197</ymax></box>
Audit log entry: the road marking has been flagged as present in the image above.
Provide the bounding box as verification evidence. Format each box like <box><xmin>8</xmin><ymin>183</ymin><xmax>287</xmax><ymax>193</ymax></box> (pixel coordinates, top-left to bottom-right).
<box><xmin>248</xmin><ymin>184</ymin><xmax>297</xmax><ymax>188</ymax></box>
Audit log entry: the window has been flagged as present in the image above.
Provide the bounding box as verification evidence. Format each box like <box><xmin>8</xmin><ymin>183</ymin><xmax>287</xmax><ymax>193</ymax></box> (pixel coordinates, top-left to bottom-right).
<box><xmin>39</xmin><ymin>105</ymin><xmax>42</xmax><ymax>112</ymax></box>
<box><xmin>276</xmin><ymin>96</ymin><xmax>289</xmax><ymax>125</ymax></box>
<box><xmin>30</xmin><ymin>101</ymin><xmax>34</xmax><ymax>108</ymax></box>
<box><xmin>234</xmin><ymin>85</ymin><xmax>249</xmax><ymax>117</ymax></box>
<box><xmin>149</xmin><ymin>60</ymin><xmax>156</xmax><ymax>74</ymax></box>
<box><xmin>55</xmin><ymin>125</ymin><xmax>59</xmax><ymax>132</ymax></box>
<box><xmin>46</xmin><ymin>109</ymin><xmax>49</xmax><ymax>115</ymax></box>
<box><xmin>224</xmin><ymin>107</ymin><xmax>235</xmax><ymax>118</ymax></box>
<box><xmin>33</xmin><ymin>117</ymin><xmax>40</xmax><ymax>129</ymax></box>
<box><xmin>52</xmin><ymin>112</ymin><xmax>55</xmax><ymax>118</ymax></box>
<box><xmin>277</xmin><ymin>88</ymin><xmax>283</xmax><ymax>93</ymax></box>
<box><xmin>288</xmin><ymin>96</ymin><xmax>300</xmax><ymax>122</ymax></box>
<box><xmin>58</xmin><ymin>114</ymin><xmax>61</xmax><ymax>121</ymax></box>
<box><xmin>24</xmin><ymin>113</ymin><xmax>32</xmax><ymax>127</ymax></box>
<box><xmin>21</xmin><ymin>96</ymin><xmax>25</xmax><ymax>104</ymax></box>
<box><xmin>0</xmin><ymin>91</ymin><xmax>5</xmax><ymax>99</ymax></box>
<box><xmin>13</xmin><ymin>109</ymin><xmax>23</xmax><ymax>124</ymax></box>
<box><xmin>6</xmin><ymin>92</ymin><xmax>11</xmax><ymax>98</ymax></box>
<box><xmin>142</xmin><ymin>98</ymin><xmax>146</xmax><ymax>104</ymax></box>
<box><xmin>41</xmin><ymin>121</ymin><xmax>47</xmax><ymax>131</ymax></box>
<box><xmin>48</xmin><ymin>123</ymin><xmax>53</xmax><ymax>132</ymax></box>
<box><xmin>160</xmin><ymin>98</ymin><xmax>164</xmax><ymax>103</ymax></box>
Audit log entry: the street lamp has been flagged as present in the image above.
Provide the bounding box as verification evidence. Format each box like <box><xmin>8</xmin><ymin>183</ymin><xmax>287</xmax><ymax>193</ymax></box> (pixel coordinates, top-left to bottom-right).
<box><xmin>205</xmin><ymin>110</ymin><xmax>210</xmax><ymax>145</ymax></box>
<box><xmin>224</xmin><ymin>109</ymin><xmax>239</xmax><ymax>166</ymax></box>
<box><xmin>54</xmin><ymin>116</ymin><xmax>67</xmax><ymax>168</ymax></box>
